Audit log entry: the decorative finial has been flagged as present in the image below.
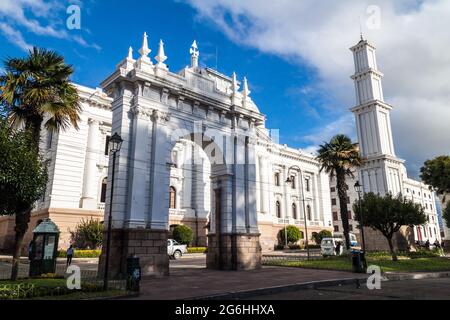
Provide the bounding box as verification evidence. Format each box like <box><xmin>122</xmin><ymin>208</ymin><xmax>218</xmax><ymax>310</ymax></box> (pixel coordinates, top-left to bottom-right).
<box><xmin>128</xmin><ymin>46</ymin><xmax>134</xmax><ymax>60</ymax></box>
<box><xmin>190</xmin><ymin>40</ymin><xmax>199</xmax><ymax>68</ymax></box>
<box><xmin>155</xmin><ymin>39</ymin><xmax>168</xmax><ymax>69</ymax></box>
<box><xmin>243</xmin><ymin>77</ymin><xmax>251</xmax><ymax>98</ymax></box>
<box><xmin>232</xmin><ymin>72</ymin><xmax>239</xmax><ymax>93</ymax></box>
<box><xmin>139</xmin><ymin>32</ymin><xmax>151</xmax><ymax>58</ymax></box>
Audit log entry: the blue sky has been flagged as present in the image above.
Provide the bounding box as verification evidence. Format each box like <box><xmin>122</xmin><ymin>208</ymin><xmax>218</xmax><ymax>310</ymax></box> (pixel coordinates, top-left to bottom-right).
<box><xmin>0</xmin><ymin>0</ymin><xmax>350</xmax><ymax>153</ymax></box>
<box><xmin>1</xmin><ymin>0</ymin><xmax>449</xmax><ymax>178</ymax></box>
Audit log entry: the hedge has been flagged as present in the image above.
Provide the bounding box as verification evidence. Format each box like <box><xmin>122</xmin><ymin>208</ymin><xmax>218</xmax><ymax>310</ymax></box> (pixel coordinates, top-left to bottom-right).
<box><xmin>57</xmin><ymin>249</ymin><xmax>101</xmax><ymax>258</ymax></box>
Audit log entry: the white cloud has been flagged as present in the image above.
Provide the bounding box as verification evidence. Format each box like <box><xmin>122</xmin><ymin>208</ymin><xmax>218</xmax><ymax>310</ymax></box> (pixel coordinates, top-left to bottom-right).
<box><xmin>186</xmin><ymin>0</ymin><xmax>450</xmax><ymax>178</ymax></box>
<box><xmin>0</xmin><ymin>0</ymin><xmax>100</xmax><ymax>51</ymax></box>
<box><xmin>0</xmin><ymin>22</ymin><xmax>33</xmax><ymax>51</ymax></box>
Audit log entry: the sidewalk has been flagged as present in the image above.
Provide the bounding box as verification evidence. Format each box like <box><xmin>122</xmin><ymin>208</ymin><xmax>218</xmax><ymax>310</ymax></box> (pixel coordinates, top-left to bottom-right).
<box><xmin>134</xmin><ymin>266</ymin><xmax>368</xmax><ymax>300</ymax></box>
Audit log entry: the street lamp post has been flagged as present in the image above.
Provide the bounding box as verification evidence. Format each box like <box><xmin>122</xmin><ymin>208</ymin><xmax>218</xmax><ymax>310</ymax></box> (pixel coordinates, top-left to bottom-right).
<box><xmin>354</xmin><ymin>181</ymin><xmax>367</xmax><ymax>270</ymax></box>
<box><xmin>103</xmin><ymin>133</ymin><xmax>123</xmax><ymax>291</ymax></box>
<box><xmin>286</xmin><ymin>165</ymin><xmax>310</xmax><ymax>260</ymax></box>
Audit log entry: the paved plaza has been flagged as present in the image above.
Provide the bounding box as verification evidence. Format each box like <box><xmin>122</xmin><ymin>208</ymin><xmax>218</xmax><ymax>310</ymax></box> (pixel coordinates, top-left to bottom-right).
<box><xmin>245</xmin><ymin>278</ymin><xmax>450</xmax><ymax>300</ymax></box>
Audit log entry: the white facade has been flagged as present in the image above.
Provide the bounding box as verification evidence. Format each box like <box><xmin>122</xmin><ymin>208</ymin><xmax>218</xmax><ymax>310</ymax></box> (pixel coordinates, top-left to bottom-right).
<box><xmin>348</xmin><ymin>37</ymin><xmax>441</xmax><ymax>244</ymax></box>
<box><xmin>21</xmin><ymin>34</ymin><xmax>332</xmax><ymax>252</ymax></box>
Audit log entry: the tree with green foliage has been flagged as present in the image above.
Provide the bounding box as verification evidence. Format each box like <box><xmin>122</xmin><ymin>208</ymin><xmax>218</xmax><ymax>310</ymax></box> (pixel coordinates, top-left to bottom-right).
<box><xmin>316</xmin><ymin>134</ymin><xmax>362</xmax><ymax>250</ymax></box>
<box><xmin>0</xmin><ymin>119</ymin><xmax>48</xmax><ymax>280</ymax></box>
<box><xmin>354</xmin><ymin>193</ymin><xmax>426</xmax><ymax>261</ymax></box>
<box><xmin>443</xmin><ymin>202</ymin><xmax>450</xmax><ymax>229</ymax></box>
<box><xmin>172</xmin><ymin>225</ymin><xmax>194</xmax><ymax>245</ymax></box>
<box><xmin>70</xmin><ymin>218</ymin><xmax>103</xmax><ymax>249</ymax></box>
<box><xmin>420</xmin><ymin>156</ymin><xmax>450</xmax><ymax>203</ymax></box>
<box><xmin>0</xmin><ymin>48</ymin><xmax>81</xmax><ymax>280</ymax></box>
<box><xmin>0</xmin><ymin>47</ymin><xmax>81</xmax><ymax>151</ymax></box>
<box><xmin>278</xmin><ymin>225</ymin><xmax>302</xmax><ymax>245</ymax></box>
<box><xmin>312</xmin><ymin>230</ymin><xmax>333</xmax><ymax>244</ymax></box>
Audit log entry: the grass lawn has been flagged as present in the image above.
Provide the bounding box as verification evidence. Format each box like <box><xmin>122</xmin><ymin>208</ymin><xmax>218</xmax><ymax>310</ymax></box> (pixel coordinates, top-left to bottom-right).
<box><xmin>264</xmin><ymin>254</ymin><xmax>450</xmax><ymax>273</ymax></box>
<box><xmin>0</xmin><ymin>278</ymin><xmax>66</xmax><ymax>287</ymax></box>
<box><xmin>0</xmin><ymin>278</ymin><xmax>132</xmax><ymax>300</ymax></box>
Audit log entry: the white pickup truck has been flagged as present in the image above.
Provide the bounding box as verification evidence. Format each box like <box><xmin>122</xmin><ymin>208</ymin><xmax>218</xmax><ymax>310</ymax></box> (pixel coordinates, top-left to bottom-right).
<box><xmin>167</xmin><ymin>239</ymin><xmax>187</xmax><ymax>260</ymax></box>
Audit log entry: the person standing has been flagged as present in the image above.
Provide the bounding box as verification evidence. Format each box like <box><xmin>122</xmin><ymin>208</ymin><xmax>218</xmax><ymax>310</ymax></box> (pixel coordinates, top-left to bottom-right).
<box><xmin>335</xmin><ymin>241</ymin><xmax>341</xmax><ymax>256</ymax></box>
<box><xmin>66</xmin><ymin>245</ymin><xmax>75</xmax><ymax>267</ymax></box>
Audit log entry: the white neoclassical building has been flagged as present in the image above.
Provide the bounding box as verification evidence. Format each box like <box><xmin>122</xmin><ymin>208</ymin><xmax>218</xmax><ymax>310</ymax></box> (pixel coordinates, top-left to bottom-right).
<box><xmin>331</xmin><ymin>36</ymin><xmax>441</xmax><ymax>249</ymax></box>
<box><xmin>0</xmin><ymin>34</ymin><xmax>333</xmax><ymax>270</ymax></box>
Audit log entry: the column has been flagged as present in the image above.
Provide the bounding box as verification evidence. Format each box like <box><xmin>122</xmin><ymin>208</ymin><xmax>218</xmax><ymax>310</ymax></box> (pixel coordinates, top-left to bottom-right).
<box><xmin>125</xmin><ymin>105</ymin><xmax>151</xmax><ymax>228</ymax></box>
<box><xmin>258</xmin><ymin>156</ymin><xmax>269</xmax><ymax>214</ymax></box>
<box><xmin>148</xmin><ymin>110</ymin><xmax>171</xmax><ymax>230</ymax></box>
<box><xmin>246</xmin><ymin>137</ymin><xmax>258</xmax><ymax>233</ymax></box>
<box><xmin>233</xmin><ymin>135</ymin><xmax>247</xmax><ymax>233</ymax></box>
<box><xmin>81</xmin><ymin>118</ymin><xmax>100</xmax><ymax>209</ymax></box>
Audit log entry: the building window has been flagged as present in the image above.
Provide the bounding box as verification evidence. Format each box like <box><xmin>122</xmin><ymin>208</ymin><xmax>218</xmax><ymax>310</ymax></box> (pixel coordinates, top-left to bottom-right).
<box><xmin>430</xmin><ymin>204</ymin><xmax>433</xmax><ymax>211</ymax></box>
<box><xmin>331</xmin><ymin>198</ymin><xmax>337</xmax><ymax>206</ymax></box>
<box><xmin>333</xmin><ymin>212</ymin><xmax>339</xmax><ymax>221</ymax></box>
<box><xmin>276</xmin><ymin>201</ymin><xmax>281</xmax><ymax>218</ymax></box>
<box><xmin>334</xmin><ymin>226</ymin><xmax>339</xmax><ymax>232</ymax></box>
<box><xmin>349</xmin><ymin>225</ymin><xmax>353</xmax><ymax>231</ymax></box>
<box><xmin>347</xmin><ymin>197</ymin><xmax>351</xmax><ymax>204</ymax></box>
<box><xmin>169</xmin><ymin>186</ymin><xmax>176</xmax><ymax>209</ymax></box>
<box><xmin>100</xmin><ymin>178</ymin><xmax>107</xmax><ymax>203</ymax></box>
<box><xmin>348</xmin><ymin>211</ymin><xmax>352</xmax><ymax>220</ymax></box>
<box><xmin>104</xmin><ymin>135</ymin><xmax>111</xmax><ymax>156</ymax></box>
<box><xmin>274</xmin><ymin>173</ymin><xmax>280</xmax><ymax>186</ymax></box>
<box><xmin>292</xmin><ymin>203</ymin><xmax>297</xmax><ymax>220</ymax></box>
<box><xmin>290</xmin><ymin>176</ymin><xmax>296</xmax><ymax>189</ymax></box>
<box><xmin>306</xmin><ymin>205</ymin><xmax>312</xmax><ymax>221</ymax></box>
<box><xmin>305</xmin><ymin>179</ymin><xmax>310</xmax><ymax>192</ymax></box>
<box><xmin>330</xmin><ymin>187</ymin><xmax>336</xmax><ymax>192</ymax></box>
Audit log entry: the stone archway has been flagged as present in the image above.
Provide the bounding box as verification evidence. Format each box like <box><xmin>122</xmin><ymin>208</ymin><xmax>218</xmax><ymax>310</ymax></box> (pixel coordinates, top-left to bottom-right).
<box><xmin>99</xmin><ymin>67</ymin><xmax>264</xmax><ymax>278</ymax></box>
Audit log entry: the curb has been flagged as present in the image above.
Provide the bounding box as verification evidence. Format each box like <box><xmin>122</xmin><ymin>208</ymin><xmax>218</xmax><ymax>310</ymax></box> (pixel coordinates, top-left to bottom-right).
<box><xmin>383</xmin><ymin>271</ymin><xmax>450</xmax><ymax>282</ymax></box>
<box><xmin>187</xmin><ymin>277</ymin><xmax>368</xmax><ymax>300</ymax></box>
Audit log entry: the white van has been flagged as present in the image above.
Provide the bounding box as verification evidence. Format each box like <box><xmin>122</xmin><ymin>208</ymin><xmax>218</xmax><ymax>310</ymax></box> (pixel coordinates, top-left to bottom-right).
<box><xmin>333</xmin><ymin>233</ymin><xmax>359</xmax><ymax>247</ymax></box>
<box><xmin>321</xmin><ymin>238</ymin><xmax>344</xmax><ymax>256</ymax></box>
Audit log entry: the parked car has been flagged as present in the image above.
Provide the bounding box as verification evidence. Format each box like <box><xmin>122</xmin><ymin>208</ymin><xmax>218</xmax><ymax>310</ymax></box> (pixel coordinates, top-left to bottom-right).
<box><xmin>167</xmin><ymin>239</ymin><xmax>187</xmax><ymax>260</ymax></box>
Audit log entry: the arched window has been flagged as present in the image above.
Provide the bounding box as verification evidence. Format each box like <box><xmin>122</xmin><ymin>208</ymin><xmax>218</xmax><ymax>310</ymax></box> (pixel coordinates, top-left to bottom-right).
<box><xmin>276</xmin><ymin>201</ymin><xmax>281</xmax><ymax>218</ymax></box>
<box><xmin>306</xmin><ymin>205</ymin><xmax>312</xmax><ymax>221</ymax></box>
<box><xmin>169</xmin><ymin>186</ymin><xmax>176</xmax><ymax>209</ymax></box>
<box><xmin>274</xmin><ymin>173</ymin><xmax>280</xmax><ymax>186</ymax></box>
<box><xmin>100</xmin><ymin>178</ymin><xmax>108</xmax><ymax>203</ymax></box>
<box><xmin>292</xmin><ymin>203</ymin><xmax>297</xmax><ymax>220</ymax></box>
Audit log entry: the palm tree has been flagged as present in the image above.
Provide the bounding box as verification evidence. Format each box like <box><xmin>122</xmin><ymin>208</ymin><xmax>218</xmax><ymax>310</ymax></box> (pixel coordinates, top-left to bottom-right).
<box><xmin>0</xmin><ymin>47</ymin><xmax>81</xmax><ymax>280</ymax></box>
<box><xmin>0</xmin><ymin>47</ymin><xmax>81</xmax><ymax>150</ymax></box>
<box><xmin>316</xmin><ymin>135</ymin><xmax>362</xmax><ymax>250</ymax></box>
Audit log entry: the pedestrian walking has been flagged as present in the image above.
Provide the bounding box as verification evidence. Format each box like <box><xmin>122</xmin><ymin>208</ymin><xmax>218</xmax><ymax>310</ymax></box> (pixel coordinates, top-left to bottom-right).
<box><xmin>66</xmin><ymin>245</ymin><xmax>75</xmax><ymax>267</ymax></box>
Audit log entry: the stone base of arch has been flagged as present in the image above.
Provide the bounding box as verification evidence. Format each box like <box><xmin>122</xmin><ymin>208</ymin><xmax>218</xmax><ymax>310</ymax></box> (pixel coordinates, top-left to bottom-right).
<box><xmin>207</xmin><ymin>233</ymin><xmax>262</xmax><ymax>271</ymax></box>
<box><xmin>98</xmin><ymin>228</ymin><xmax>169</xmax><ymax>279</ymax></box>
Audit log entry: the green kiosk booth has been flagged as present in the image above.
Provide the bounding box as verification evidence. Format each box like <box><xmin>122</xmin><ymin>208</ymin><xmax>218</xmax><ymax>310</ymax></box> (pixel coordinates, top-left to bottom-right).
<box><xmin>29</xmin><ymin>218</ymin><xmax>60</xmax><ymax>277</ymax></box>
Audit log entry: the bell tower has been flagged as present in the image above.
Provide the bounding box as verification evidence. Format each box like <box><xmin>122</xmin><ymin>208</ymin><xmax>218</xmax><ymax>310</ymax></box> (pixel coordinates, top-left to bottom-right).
<box><xmin>350</xmin><ymin>36</ymin><xmax>405</xmax><ymax>195</ymax></box>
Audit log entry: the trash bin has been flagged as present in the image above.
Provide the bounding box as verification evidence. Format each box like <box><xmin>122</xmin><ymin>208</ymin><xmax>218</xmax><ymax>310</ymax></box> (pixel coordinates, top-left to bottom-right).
<box><xmin>126</xmin><ymin>256</ymin><xmax>141</xmax><ymax>292</ymax></box>
<box><xmin>352</xmin><ymin>250</ymin><xmax>366</xmax><ymax>273</ymax></box>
